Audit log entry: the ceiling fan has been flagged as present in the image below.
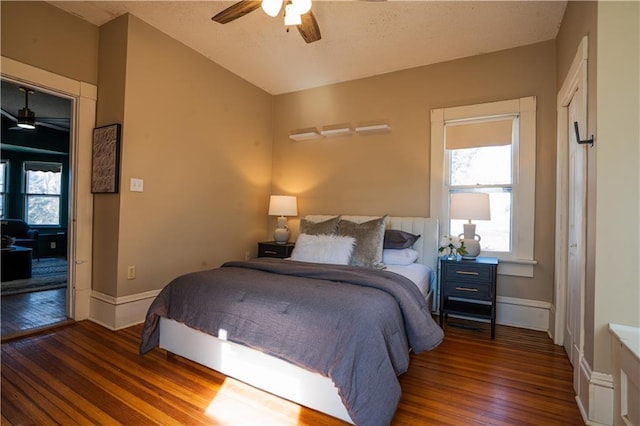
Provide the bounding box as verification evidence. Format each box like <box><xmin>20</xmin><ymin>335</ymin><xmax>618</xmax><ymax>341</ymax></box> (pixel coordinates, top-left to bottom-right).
<box><xmin>1</xmin><ymin>85</ymin><xmax>70</xmax><ymax>132</ymax></box>
<box><xmin>212</xmin><ymin>0</ymin><xmax>321</xmax><ymax>44</ymax></box>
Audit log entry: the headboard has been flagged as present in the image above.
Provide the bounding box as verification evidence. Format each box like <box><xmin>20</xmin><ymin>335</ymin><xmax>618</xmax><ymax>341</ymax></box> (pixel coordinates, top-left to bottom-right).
<box><xmin>303</xmin><ymin>215</ymin><xmax>440</xmax><ymax>273</ymax></box>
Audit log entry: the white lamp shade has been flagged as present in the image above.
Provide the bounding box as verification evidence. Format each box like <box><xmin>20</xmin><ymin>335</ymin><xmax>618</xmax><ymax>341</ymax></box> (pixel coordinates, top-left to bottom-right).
<box><xmin>450</xmin><ymin>192</ymin><xmax>491</xmax><ymax>221</ymax></box>
<box><xmin>268</xmin><ymin>195</ymin><xmax>298</xmax><ymax>217</ymax></box>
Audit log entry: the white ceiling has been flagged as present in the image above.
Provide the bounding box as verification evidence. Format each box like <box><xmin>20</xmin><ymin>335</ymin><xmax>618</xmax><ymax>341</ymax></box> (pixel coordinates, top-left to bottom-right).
<box><xmin>50</xmin><ymin>0</ymin><xmax>567</xmax><ymax>95</ymax></box>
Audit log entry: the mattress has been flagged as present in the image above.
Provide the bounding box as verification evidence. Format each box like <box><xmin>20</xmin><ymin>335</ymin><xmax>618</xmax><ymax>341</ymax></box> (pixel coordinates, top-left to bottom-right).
<box><xmin>384</xmin><ymin>263</ymin><xmax>434</xmax><ymax>297</ymax></box>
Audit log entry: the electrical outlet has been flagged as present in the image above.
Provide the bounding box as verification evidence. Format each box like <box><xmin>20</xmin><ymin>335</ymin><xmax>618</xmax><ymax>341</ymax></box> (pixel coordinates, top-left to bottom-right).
<box><xmin>50</xmin><ymin>242</ymin><xmax>56</xmax><ymax>249</ymax></box>
<box><xmin>127</xmin><ymin>265</ymin><xmax>136</xmax><ymax>280</ymax></box>
<box><xmin>245</xmin><ymin>251</ymin><xmax>251</xmax><ymax>260</ymax></box>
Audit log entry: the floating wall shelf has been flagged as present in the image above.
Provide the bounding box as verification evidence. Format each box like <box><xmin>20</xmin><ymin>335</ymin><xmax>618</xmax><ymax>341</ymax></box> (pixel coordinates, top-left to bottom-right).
<box><xmin>289</xmin><ymin>130</ymin><xmax>321</xmax><ymax>141</ymax></box>
<box><xmin>355</xmin><ymin>124</ymin><xmax>391</xmax><ymax>134</ymax></box>
<box><xmin>320</xmin><ymin>127</ymin><xmax>353</xmax><ymax>137</ymax></box>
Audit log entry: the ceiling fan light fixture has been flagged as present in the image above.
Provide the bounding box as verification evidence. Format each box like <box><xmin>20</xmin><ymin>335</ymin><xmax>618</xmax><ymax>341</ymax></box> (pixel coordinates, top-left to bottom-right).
<box><xmin>17</xmin><ymin>86</ymin><xmax>36</xmax><ymax>129</ymax></box>
<box><xmin>290</xmin><ymin>0</ymin><xmax>312</xmax><ymax>15</ymax></box>
<box><xmin>17</xmin><ymin>108</ymin><xmax>36</xmax><ymax>129</ymax></box>
<box><xmin>284</xmin><ymin>4</ymin><xmax>301</xmax><ymax>26</ymax></box>
<box><xmin>261</xmin><ymin>0</ymin><xmax>283</xmax><ymax>17</ymax></box>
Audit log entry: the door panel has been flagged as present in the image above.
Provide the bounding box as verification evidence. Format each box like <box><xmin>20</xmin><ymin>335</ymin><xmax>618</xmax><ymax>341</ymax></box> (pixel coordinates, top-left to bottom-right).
<box><xmin>564</xmin><ymin>87</ymin><xmax>587</xmax><ymax>394</ymax></box>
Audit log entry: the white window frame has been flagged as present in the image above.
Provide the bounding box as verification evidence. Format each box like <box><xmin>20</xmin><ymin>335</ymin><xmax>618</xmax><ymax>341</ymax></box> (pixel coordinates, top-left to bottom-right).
<box><xmin>24</xmin><ymin>161</ymin><xmax>63</xmax><ymax>227</ymax></box>
<box><xmin>430</xmin><ymin>97</ymin><xmax>537</xmax><ymax>277</ymax></box>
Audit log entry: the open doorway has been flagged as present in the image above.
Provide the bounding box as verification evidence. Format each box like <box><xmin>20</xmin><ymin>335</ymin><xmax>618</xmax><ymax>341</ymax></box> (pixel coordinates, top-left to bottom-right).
<box><xmin>1</xmin><ymin>79</ymin><xmax>73</xmax><ymax>340</ymax></box>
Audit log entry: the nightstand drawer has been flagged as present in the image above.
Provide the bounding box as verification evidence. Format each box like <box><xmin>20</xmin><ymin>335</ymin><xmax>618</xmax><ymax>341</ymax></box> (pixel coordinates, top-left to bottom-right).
<box><xmin>258</xmin><ymin>241</ymin><xmax>295</xmax><ymax>258</ymax></box>
<box><xmin>445</xmin><ymin>281</ymin><xmax>491</xmax><ymax>299</ymax></box>
<box><xmin>445</xmin><ymin>263</ymin><xmax>494</xmax><ymax>283</ymax></box>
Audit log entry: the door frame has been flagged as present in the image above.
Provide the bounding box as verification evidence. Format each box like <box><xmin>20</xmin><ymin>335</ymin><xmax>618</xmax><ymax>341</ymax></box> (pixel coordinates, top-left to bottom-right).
<box><xmin>1</xmin><ymin>56</ymin><xmax>96</xmax><ymax>320</ymax></box>
<box><xmin>554</xmin><ymin>36</ymin><xmax>588</xmax><ymax>346</ymax></box>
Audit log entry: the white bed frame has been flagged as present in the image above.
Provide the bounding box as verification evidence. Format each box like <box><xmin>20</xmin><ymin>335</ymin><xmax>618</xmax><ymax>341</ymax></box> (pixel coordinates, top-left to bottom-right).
<box><xmin>159</xmin><ymin>216</ymin><xmax>439</xmax><ymax>424</ymax></box>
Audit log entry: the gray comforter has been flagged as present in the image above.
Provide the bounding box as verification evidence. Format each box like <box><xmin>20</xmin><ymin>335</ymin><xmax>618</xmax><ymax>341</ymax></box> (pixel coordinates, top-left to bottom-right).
<box><xmin>140</xmin><ymin>258</ymin><xmax>444</xmax><ymax>425</ymax></box>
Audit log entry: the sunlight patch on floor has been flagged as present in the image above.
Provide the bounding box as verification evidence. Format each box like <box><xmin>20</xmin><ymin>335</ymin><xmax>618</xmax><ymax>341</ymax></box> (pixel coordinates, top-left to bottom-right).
<box><xmin>205</xmin><ymin>377</ymin><xmax>301</xmax><ymax>425</ymax></box>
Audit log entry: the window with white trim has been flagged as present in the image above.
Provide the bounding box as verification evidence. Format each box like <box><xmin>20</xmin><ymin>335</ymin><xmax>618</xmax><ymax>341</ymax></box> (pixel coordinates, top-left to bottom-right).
<box><xmin>431</xmin><ymin>97</ymin><xmax>537</xmax><ymax>277</ymax></box>
<box><xmin>24</xmin><ymin>161</ymin><xmax>63</xmax><ymax>226</ymax></box>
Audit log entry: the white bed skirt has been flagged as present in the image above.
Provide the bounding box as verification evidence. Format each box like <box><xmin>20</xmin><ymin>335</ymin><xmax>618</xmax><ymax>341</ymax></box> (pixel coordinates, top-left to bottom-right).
<box><xmin>159</xmin><ymin>317</ymin><xmax>354</xmax><ymax>423</ymax></box>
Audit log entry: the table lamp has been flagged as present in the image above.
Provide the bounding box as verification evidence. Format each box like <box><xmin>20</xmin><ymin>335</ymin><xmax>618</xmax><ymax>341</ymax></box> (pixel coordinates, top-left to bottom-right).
<box><xmin>450</xmin><ymin>192</ymin><xmax>491</xmax><ymax>259</ymax></box>
<box><xmin>268</xmin><ymin>195</ymin><xmax>298</xmax><ymax>244</ymax></box>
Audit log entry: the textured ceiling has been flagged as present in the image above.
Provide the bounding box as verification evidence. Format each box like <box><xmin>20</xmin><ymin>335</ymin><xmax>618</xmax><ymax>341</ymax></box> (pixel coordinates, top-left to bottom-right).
<box><xmin>50</xmin><ymin>0</ymin><xmax>568</xmax><ymax>95</ymax></box>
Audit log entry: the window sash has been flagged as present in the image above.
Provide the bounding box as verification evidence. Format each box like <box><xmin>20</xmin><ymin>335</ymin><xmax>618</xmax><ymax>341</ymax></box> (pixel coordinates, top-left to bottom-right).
<box><xmin>25</xmin><ymin>195</ymin><xmax>61</xmax><ymax>226</ymax></box>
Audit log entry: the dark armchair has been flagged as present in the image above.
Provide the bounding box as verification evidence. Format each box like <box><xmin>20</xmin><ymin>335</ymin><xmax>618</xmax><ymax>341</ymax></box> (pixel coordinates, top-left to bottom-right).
<box><xmin>1</xmin><ymin>219</ymin><xmax>39</xmax><ymax>260</ymax></box>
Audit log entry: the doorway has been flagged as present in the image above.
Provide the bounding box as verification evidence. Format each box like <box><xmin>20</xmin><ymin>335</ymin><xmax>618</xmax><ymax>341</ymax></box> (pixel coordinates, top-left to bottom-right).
<box><xmin>1</xmin><ymin>79</ymin><xmax>73</xmax><ymax>340</ymax></box>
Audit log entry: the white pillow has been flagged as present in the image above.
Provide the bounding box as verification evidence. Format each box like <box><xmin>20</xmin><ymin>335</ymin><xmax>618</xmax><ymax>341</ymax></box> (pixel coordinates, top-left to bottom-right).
<box><xmin>290</xmin><ymin>233</ymin><xmax>355</xmax><ymax>265</ymax></box>
<box><xmin>382</xmin><ymin>248</ymin><xmax>419</xmax><ymax>266</ymax></box>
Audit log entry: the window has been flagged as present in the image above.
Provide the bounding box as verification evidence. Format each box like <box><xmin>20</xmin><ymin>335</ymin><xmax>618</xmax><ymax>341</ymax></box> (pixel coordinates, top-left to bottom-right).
<box><xmin>0</xmin><ymin>161</ymin><xmax>7</xmax><ymax>218</ymax></box>
<box><xmin>447</xmin><ymin>118</ymin><xmax>515</xmax><ymax>252</ymax></box>
<box><xmin>431</xmin><ymin>97</ymin><xmax>537</xmax><ymax>277</ymax></box>
<box><xmin>24</xmin><ymin>161</ymin><xmax>63</xmax><ymax>226</ymax></box>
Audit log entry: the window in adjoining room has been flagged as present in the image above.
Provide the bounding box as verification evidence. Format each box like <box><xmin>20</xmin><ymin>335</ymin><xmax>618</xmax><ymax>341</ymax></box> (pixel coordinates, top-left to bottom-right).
<box><xmin>24</xmin><ymin>161</ymin><xmax>62</xmax><ymax>226</ymax></box>
<box><xmin>0</xmin><ymin>160</ymin><xmax>7</xmax><ymax>219</ymax></box>
<box><xmin>431</xmin><ymin>97</ymin><xmax>536</xmax><ymax>277</ymax></box>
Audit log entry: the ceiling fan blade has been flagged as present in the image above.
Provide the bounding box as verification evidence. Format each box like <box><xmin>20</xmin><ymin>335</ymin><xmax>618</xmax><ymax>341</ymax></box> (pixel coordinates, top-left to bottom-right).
<box><xmin>297</xmin><ymin>10</ymin><xmax>321</xmax><ymax>43</ymax></box>
<box><xmin>212</xmin><ymin>1</ymin><xmax>262</xmax><ymax>24</ymax></box>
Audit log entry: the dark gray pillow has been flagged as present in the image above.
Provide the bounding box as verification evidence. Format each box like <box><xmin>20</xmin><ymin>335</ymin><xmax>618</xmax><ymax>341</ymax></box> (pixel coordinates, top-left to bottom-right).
<box><xmin>338</xmin><ymin>216</ymin><xmax>387</xmax><ymax>268</ymax></box>
<box><xmin>299</xmin><ymin>216</ymin><xmax>340</xmax><ymax>236</ymax></box>
<box><xmin>383</xmin><ymin>229</ymin><xmax>421</xmax><ymax>249</ymax></box>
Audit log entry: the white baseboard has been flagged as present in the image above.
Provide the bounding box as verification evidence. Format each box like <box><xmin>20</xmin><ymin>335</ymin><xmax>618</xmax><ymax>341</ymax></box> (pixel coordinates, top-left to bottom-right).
<box><xmin>577</xmin><ymin>355</ymin><xmax>614</xmax><ymax>425</ymax></box>
<box><xmin>89</xmin><ymin>289</ymin><xmax>160</xmax><ymax>330</ymax></box>
<box><xmin>496</xmin><ymin>296</ymin><xmax>551</xmax><ymax>331</ymax></box>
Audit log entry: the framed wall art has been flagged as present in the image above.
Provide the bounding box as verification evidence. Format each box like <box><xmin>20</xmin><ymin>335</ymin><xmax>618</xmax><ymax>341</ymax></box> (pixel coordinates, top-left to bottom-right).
<box><xmin>91</xmin><ymin>123</ymin><xmax>121</xmax><ymax>193</ymax></box>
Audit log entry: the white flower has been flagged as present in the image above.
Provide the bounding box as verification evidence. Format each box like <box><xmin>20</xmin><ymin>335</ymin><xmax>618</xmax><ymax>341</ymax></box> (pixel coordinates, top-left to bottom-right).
<box><xmin>438</xmin><ymin>234</ymin><xmax>468</xmax><ymax>256</ymax></box>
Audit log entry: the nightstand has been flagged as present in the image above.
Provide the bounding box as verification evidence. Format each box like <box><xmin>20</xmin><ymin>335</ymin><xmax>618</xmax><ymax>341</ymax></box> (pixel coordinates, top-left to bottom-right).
<box><xmin>257</xmin><ymin>241</ymin><xmax>295</xmax><ymax>259</ymax></box>
<box><xmin>439</xmin><ymin>257</ymin><xmax>498</xmax><ymax>338</ymax></box>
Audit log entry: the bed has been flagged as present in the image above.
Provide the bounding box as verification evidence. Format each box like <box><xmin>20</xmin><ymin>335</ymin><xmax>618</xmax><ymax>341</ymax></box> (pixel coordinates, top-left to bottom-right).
<box><xmin>140</xmin><ymin>215</ymin><xmax>443</xmax><ymax>425</ymax></box>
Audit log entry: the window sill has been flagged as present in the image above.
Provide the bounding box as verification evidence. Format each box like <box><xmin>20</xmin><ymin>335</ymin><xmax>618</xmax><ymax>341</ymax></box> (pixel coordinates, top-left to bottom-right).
<box><xmin>493</xmin><ymin>257</ymin><xmax>537</xmax><ymax>277</ymax></box>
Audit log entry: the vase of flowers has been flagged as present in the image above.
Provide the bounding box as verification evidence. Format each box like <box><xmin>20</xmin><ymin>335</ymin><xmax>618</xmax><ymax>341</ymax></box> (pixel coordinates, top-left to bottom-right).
<box><xmin>439</xmin><ymin>235</ymin><xmax>467</xmax><ymax>260</ymax></box>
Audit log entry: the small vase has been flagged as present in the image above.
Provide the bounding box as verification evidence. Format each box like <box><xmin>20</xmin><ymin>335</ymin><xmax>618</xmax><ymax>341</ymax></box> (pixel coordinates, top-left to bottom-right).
<box><xmin>446</xmin><ymin>252</ymin><xmax>457</xmax><ymax>260</ymax></box>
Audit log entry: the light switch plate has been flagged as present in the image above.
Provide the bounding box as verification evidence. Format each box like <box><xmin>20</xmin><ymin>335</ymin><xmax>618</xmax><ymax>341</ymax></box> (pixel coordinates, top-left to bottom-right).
<box><xmin>130</xmin><ymin>178</ymin><xmax>144</xmax><ymax>192</ymax></box>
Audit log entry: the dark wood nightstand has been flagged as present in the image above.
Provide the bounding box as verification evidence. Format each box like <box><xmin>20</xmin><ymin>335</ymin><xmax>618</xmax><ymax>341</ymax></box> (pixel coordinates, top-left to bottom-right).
<box><xmin>257</xmin><ymin>241</ymin><xmax>295</xmax><ymax>259</ymax></box>
<box><xmin>439</xmin><ymin>257</ymin><xmax>498</xmax><ymax>338</ymax></box>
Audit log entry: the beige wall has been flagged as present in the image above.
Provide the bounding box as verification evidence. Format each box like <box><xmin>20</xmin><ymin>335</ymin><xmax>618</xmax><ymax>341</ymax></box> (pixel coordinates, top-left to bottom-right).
<box><xmin>273</xmin><ymin>41</ymin><xmax>558</xmax><ymax>303</ymax></box>
<box><xmin>594</xmin><ymin>1</ymin><xmax>640</xmax><ymax>372</ymax></box>
<box><xmin>0</xmin><ymin>1</ymin><xmax>99</xmax><ymax>85</ymax></box>
<box><xmin>555</xmin><ymin>0</ymin><xmax>599</xmax><ymax>369</ymax></box>
<box><xmin>92</xmin><ymin>15</ymin><xmax>129</xmax><ymax>296</ymax></box>
<box><xmin>100</xmin><ymin>15</ymin><xmax>274</xmax><ymax>298</ymax></box>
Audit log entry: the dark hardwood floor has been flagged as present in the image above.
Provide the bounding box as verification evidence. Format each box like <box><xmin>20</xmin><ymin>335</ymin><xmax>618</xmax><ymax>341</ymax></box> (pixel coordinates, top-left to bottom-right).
<box><xmin>1</xmin><ymin>318</ymin><xmax>584</xmax><ymax>425</ymax></box>
<box><xmin>1</xmin><ymin>288</ymin><xmax>69</xmax><ymax>341</ymax></box>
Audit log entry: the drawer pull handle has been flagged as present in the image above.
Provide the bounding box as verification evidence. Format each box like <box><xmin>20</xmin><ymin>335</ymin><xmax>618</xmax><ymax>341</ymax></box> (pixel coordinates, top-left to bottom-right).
<box><xmin>264</xmin><ymin>250</ymin><xmax>278</xmax><ymax>255</ymax></box>
<box><xmin>455</xmin><ymin>287</ymin><xmax>479</xmax><ymax>292</ymax></box>
<box><xmin>456</xmin><ymin>271</ymin><xmax>479</xmax><ymax>276</ymax></box>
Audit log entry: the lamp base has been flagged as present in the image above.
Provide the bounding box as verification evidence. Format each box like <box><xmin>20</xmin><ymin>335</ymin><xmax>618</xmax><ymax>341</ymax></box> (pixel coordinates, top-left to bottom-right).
<box><xmin>274</xmin><ymin>216</ymin><xmax>289</xmax><ymax>244</ymax></box>
<box><xmin>461</xmin><ymin>239</ymin><xmax>480</xmax><ymax>259</ymax></box>
<box><xmin>460</xmin><ymin>223</ymin><xmax>481</xmax><ymax>259</ymax></box>
<box><xmin>274</xmin><ymin>228</ymin><xmax>289</xmax><ymax>244</ymax></box>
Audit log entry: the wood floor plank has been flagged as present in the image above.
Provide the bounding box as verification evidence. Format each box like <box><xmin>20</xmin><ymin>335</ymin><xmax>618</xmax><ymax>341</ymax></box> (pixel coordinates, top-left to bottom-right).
<box><xmin>1</xmin><ymin>319</ymin><xmax>584</xmax><ymax>425</ymax></box>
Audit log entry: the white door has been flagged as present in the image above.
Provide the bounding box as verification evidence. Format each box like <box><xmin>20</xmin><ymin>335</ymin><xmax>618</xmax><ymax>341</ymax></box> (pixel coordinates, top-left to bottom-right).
<box><xmin>564</xmin><ymin>87</ymin><xmax>587</xmax><ymax>393</ymax></box>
